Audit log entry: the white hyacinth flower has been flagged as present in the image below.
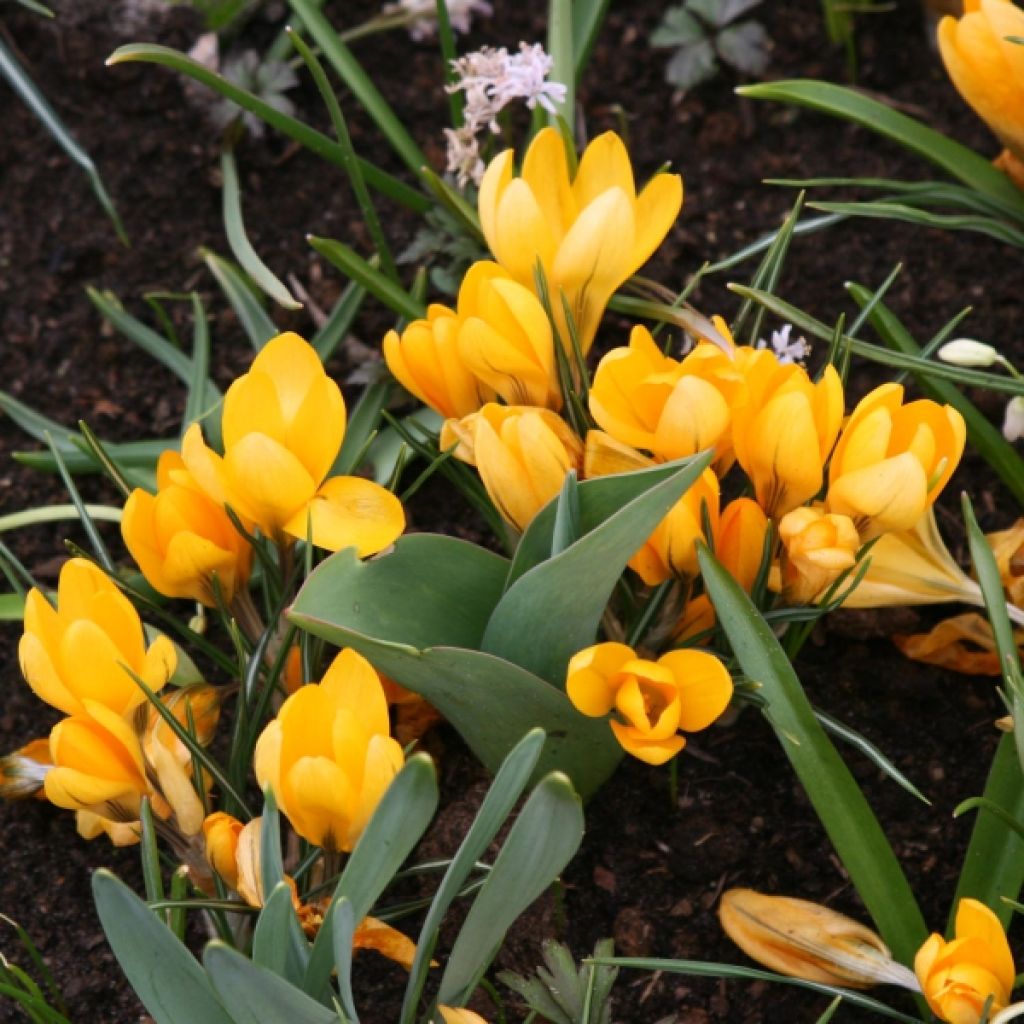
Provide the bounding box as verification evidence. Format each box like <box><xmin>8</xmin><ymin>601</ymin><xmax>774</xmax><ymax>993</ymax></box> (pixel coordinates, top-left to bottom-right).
<box><xmin>383</xmin><ymin>0</ymin><xmax>493</xmax><ymax>41</ymax></box>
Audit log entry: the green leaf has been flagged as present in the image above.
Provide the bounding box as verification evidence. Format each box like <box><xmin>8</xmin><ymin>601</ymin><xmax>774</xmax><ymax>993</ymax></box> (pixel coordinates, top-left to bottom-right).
<box><xmin>252</xmin><ymin>883</ymin><xmax>310</xmax><ymax>985</ymax></box>
<box><xmin>204</xmin><ymin>942</ymin><xmax>338</xmax><ymax>1024</ymax></box>
<box><xmin>332</xmin><ymin>378</ymin><xmax>392</xmax><ymax>476</ymax></box>
<box><xmin>92</xmin><ymin>870</ymin><xmax>233</xmax><ymax>1024</ymax></box>
<box><xmin>0</xmin><ymin>37</ymin><xmax>126</xmax><ymax>243</ymax></box>
<box><xmin>0</xmin><ymin>504</ymin><xmax>121</xmax><ymax>533</ymax></box>
<box><xmin>737</xmin><ymin>80</ymin><xmax>1024</xmax><ymax>212</ymax></box>
<box><xmin>650</xmin><ymin>6</ymin><xmax>705</xmax><ymax>48</ymax></box>
<box><xmin>438</xmin><ymin>772</ymin><xmax>584</xmax><ymax>1004</ymax></box>
<box><xmin>697</xmin><ymin>545</ymin><xmax>928</xmax><ymax>969</ymax></box>
<box><xmin>105</xmin><ymin>44</ymin><xmax>430</xmax><ymax>214</ymax></box>
<box><xmin>589</xmin><ymin>958</ymin><xmax>920</xmax><ymax>1023</ymax></box>
<box><xmin>664</xmin><ymin>39</ymin><xmax>718</xmax><ymax>91</ymax></box>
<box><xmin>202</xmin><ymin>249</ymin><xmax>279</xmax><ymax>350</ymax></box>
<box><xmin>312</xmin><ymin>273</ymin><xmax>369</xmax><ymax>361</ymax></box>
<box><xmin>716</xmin><ymin>21</ymin><xmax>769</xmax><ymax>76</ymax></box>
<box><xmin>304</xmin><ymin>755</ymin><xmax>438</xmax><ymax>1002</ymax></box>
<box><xmin>287</xmin><ymin>0</ymin><xmax>428</xmax><ymax>177</ymax></box>
<box><xmin>572</xmin><ymin>0</ymin><xmax>611</xmax><ymax>75</ymax></box>
<box><xmin>400</xmin><ymin>730</ymin><xmax>546</xmax><ymax>1024</ymax></box>
<box><xmin>331</xmin><ymin>899</ymin><xmax>360</xmax><ymax>1023</ymax></box>
<box><xmin>0</xmin><ymin>593</ymin><xmax>25</xmax><ymax>620</ymax></box>
<box><xmin>309</xmin><ymin>236</ymin><xmax>423</xmax><ymax>321</ymax></box>
<box><xmin>481</xmin><ymin>454</ymin><xmax>712</xmax><ymax>686</ymax></box>
<box><xmin>222</xmin><ymin>149</ymin><xmax>301</xmax><ymax>309</ymax></box>
<box><xmin>547</xmin><ymin>0</ymin><xmax>574</xmax><ymax>129</ymax></box>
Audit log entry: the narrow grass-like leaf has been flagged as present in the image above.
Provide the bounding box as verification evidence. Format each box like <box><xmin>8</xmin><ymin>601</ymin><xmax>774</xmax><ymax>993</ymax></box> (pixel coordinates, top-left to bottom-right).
<box><xmin>105</xmin><ymin>45</ymin><xmax>430</xmax><ymax>213</ymax></box>
<box><xmin>140</xmin><ymin>798</ymin><xmax>166</xmax><ymax>908</ymax></box>
<box><xmin>0</xmin><ymin>504</ymin><xmax>121</xmax><ymax>533</ymax></box>
<box><xmin>729</xmin><ymin>285</ymin><xmax>1024</xmax><ymax>396</ymax></box>
<box><xmin>76</xmin><ymin>422</ymin><xmax>134</xmax><ymax>498</ymax></box>
<box><xmin>202</xmin><ymin>249</ymin><xmax>279</xmax><ymax>349</ymax></box>
<box><xmin>572</xmin><ymin>0</ymin><xmax>610</xmax><ymax>76</ymax></box>
<box><xmin>438</xmin><ymin>772</ymin><xmax>584</xmax><ymax>1004</ymax></box>
<box><xmin>951</xmin><ymin>734</ymin><xmax>1024</xmax><ymax>933</ymax></box>
<box><xmin>288</xmin><ymin>29</ymin><xmax>397</xmax><ymax>283</ymax></box>
<box><xmin>259</xmin><ymin>787</ymin><xmax>286</xmax><ymax>896</ymax></box>
<box><xmin>418</xmin><ymin>166</ymin><xmax>484</xmax><ymax>240</ymax></box>
<box><xmin>309</xmin><ymin>236</ymin><xmax>424</xmax><ymax>321</ymax></box>
<box><xmin>547</xmin><ymin>0</ymin><xmax>574</xmax><ymax>129</ymax></box>
<box><xmin>0</xmin><ymin>592</ymin><xmax>26</xmax><ymax>620</ymax></box>
<box><xmin>92</xmin><ymin>870</ymin><xmax>233</xmax><ymax>1024</ymax></box>
<box><xmin>204</xmin><ymin>942</ymin><xmax>338</xmax><ymax>1024</ymax></box>
<box><xmin>434</xmin><ymin>0</ymin><xmax>462</xmax><ymax>125</ymax></box>
<box><xmin>312</xmin><ymin>272</ymin><xmax>369</xmax><ymax>361</ymax></box>
<box><xmin>185</xmin><ymin>292</ymin><xmax>212</xmax><ymax>431</ymax></box>
<box><xmin>45</xmin><ymin>435</ymin><xmax>115</xmax><ymax>573</ymax></box>
<box><xmin>287</xmin><ymin>0</ymin><xmax>429</xmax><ymax>176</ymax></box>
<box><xmin>333</xmin><ymin>378</ymin><xmax>392</xmax><ymax>476</ymax></box>
<box><xmin>590</xmin><ymin>958</ymin><xmax>919</xmax><ymax>1023</ymax></box>
<box><xmin>697</xmin><ymin>544</ymin><xmax>928</xmax><ymax>969</ymax></box>
<box><xmin>847</xmin><ymin>283</ymin><xmax>1024</xmax><ymax>507</ymax></box>
<box><xmin>400</xmin><ymin>729</ymin><xmax>546</xmax><ymax>1024</ymax></box>
<box><xmin>222</xmin><ymin>149</ymin><xmax>301</xmax><ymax>309</ymax></box>
<box><xmin>1</xmin><ymin>915</ymin><xmax>68</xmax><ymax>1017</ymax></box>
<box><xmin>304</xmin><ymin>755</ymin><xmax>438</xmax><ymax>1001</ymax></box>
<box><xmin>0</xmin><ymin>37</ymin><xmax>126</xmax><ymax>243</ymax></box>
<box><xmin>737</xmin><ymin>80</ymin><xmax>1024</xmax><ymax>211</ymax></box>
<box><xmin>331</xmin><ymin>898</ymin><xmax>360</xmax><ymax>1023</ymax></box>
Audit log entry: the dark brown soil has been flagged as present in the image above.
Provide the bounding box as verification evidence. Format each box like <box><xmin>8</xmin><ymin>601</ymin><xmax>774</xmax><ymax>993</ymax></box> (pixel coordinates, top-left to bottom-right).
<box><xmin>1</xmin><ymin>0</ymin><xmax>1019</xmax><ymax>1021</ymax></box>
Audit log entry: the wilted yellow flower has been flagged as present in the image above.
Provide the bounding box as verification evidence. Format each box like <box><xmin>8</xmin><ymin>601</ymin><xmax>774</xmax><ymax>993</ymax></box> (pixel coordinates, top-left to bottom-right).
<box><xmin>777</xmin><ymin>506</ymin><xmax>862</xmax><ymax>605</ymax></box>
<box><xmin>44</xmin><ymin>703</ymin><xmax>150</xmax><ymax>820</ymax></box>
<box><xmin>720</xmin><ymin>888</ymin><xmax>919</xmax><ymax>990</ymax></box>
<box><xmin>916</xmin><ymin>899</ymin><xmax>1015</xmax><ymax>1024</ymax></box>
<box><xmin>826</xmin><ymin>383</ymin><xmax>966</xmax><ymax>539</ymax></box>
<box><xmin>629</xmin><ymin>468</ymin><xmax>720</xmax><ymax>586</ymax></box>
<box><xmin>254</xmin><ymin>648</ymin><xmax>404</xmax><ymax>852</ymax></box>
<box><xmin>442</xmin><ymin>404</ymin><xmax>584</xmax><ymax>531</ymax></box>
<box><xmin>122</xmin><ymin>451</ymin><xmax>253</xmax><ymax>607</ymax></box>
<box><xmin>19</xmin><ymin>558</ymin><xmax>176</xmax><ymax>719</ymax></box>
<box><xmin>203</xmin><ymin>811</ymin><xmax>244</xmax><ymax>889</ymax></box>
<box><xmin>75</xmin><ymin>810</ymin><xmax>141</xmax><ymax>846</ymax></box>
<box><xmin>988</xmin><ymin>517</ymin><xmax>1024</xmax><ymax>608</ymax></box>
<box><xmin>566</xmin><ymin>641</ymin><xmax>732</xmax><ymax>764</ymax></box>
<box><xmin>183</xmin><ymin>332</ymin><xmax>405</xmax><ymax>553</ymax></box>
<box><xmin>479</xmin><ymin>126</ymin><xmax>683</xmax><ymax>353</ymax></box>
<box><xmin>731</xmin><ymin>351</ymin><xmax>844</xmax><ymax>518</ymax></box>
<box><xmin>0</xmin><ymin>738</ymin><xmax>52</xmax><ymax>800</ymax></box>
<box><xmin>716</xmin><ymin>497</ymin><xmax>770</xmax><ymax>594</ymax></box>
<box><xmin>938</xmin><ymin>0</ymin><xmax>1024</xmax><ymax>188</ymax></box>
<box><xmin>589</xmin><ymin>327</ymin><xmax>739</xmax><ymax>462</ymax></box>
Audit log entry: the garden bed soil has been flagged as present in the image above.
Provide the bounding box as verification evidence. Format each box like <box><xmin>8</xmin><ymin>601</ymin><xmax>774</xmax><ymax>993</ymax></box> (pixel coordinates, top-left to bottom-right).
<box><xmin>1</xmin><ymin>0</ymin><xmax>1021</xmax><ymax>1020</ymax></box>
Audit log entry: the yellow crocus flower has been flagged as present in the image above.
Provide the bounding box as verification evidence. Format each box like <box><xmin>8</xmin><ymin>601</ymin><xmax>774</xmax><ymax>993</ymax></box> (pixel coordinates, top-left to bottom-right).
<box><xmin>777</xmin><ymin>505</ymin><xmax>862</xmax><ymax>605</ymax></box>
<box><xmin>938</xmin><ymin>0</ymin><xmax>1024</xmax><ymax>188</ymax></box>
<box><xmin>731</xmin><ymin>351</ymin><xmax>844</xmax><ymax>518</ymax></box>
<box><xmin>440</xmin><ymin>1010</ymin><xmax>490</xmax><ymax>1024</ymax></box>
<box><xmin>122</xmin><ymin>451</ymin><xmax>253</xmax><ymax>607</ymax></box>
<box><xmin>916</xmin><ymin>899</ymin><xmax>1015</xmax><ymax>1024</ymax></box>
<box><xmin>183</xmin><ymin>332</ymin><xmax>405</xmax><ymax>553</ymax></box>
<box><xmin>19</xmin><ymin>558</ymin><xmax>176</xmax><ymax>719</ymax></box>
<box><xmin>442</xmin><ymin>404</ymin><xmax>584</xmax><ymax>532</ymax></box>
<box><xmin>716</xmin><ymin>497</ymin><xmax>770</xmax><ymax>594</ymax></box>
<box><xmin>720</xmin><ymin>888</ymin><xmax>920</xmax><ymax>990</ymax></box>
<box><xmin>589</xmin><ymin>326</ymin><xmax>738</xmax><ymax>462</ymax></box>
<box><xmin>254</xmin><ymin>649</ymin><xmax>404</xmax><ymax>852</ymax></box>
<box><xmin>566</xmin><ymin>641</ymin><xmax>733</xmax><ymax>765</ymax></box>
<box><xmin>826</xmin><ymin>383</ymin><xmax>966</xmax><ymax>539</ymax></box>
<box><xmin>203</xmin><ymin>811</ymin><xmax>244</xmax><ymax>890</ymax></box>
<box><xmin>479</xmin><ymin>127</ymin><xmax>683</xmax><ymax>353</ymax></box>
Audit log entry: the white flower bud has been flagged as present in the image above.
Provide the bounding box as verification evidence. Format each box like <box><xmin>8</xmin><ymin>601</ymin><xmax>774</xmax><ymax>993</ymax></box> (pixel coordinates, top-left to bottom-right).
<box><xmin>938</xmin><ymin>338</ymin><xmax>1000</xmax><ymax>367</ymax></box>
<box><xmin>1004</xmin><ymin>396</ymin><xmax>1024</xmax><ymax>442</ymax></box>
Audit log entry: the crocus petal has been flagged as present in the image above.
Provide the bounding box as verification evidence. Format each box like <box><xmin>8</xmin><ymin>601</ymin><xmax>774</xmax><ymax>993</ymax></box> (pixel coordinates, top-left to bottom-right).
<box><xmin>609</xmin><ymin>722</ymin><xmax>686</xmax><ymax>765</ymax></box>
<box><xmin>493</xmin><ymin>178</ymin><xmax>558</xmax><ymax>284</ymax></box>
<box><xmin>659</xmin><ymin>650</ymin><xmax>733</xmax><ymax>732</ymax></box>
<box><xmin>283</xmin><ymin>755</ymin><xmax>355</xmax><ymax>851</ymax></box>
<box><xmin>566</xmin><ymin>642</ymin><xmax>636</xmax><ymax>716</ymax></box>
<box><xmin>224</xmin><ymin>433</ymin><xmax>317</xmax><ymax>532</ymax></box>
<box><xmin>477</xmin><ymin>148</ymin><xmax>514</xmax><ymax>256</ymax></box>
<box><xmin>285</xmin><ymin>476</ymin><xmax>405</xmax><ymax>554</ymax></box>
<box><xmin>572</xmin><ymin>131</ymin><xmax>636</xmax><ymax>207</ymax></box>
<box><xmin>629</xmin><ymin>172</ymin><xmax>683</xmax><ymax>274</ymax></box>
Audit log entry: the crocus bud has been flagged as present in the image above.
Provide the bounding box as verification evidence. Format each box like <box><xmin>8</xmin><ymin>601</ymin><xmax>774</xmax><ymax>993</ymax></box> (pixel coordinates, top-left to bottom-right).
<box><xmin>439</xmin><ymin>1009</ymin><xmax>489</xmax><ymax>1024</ymax></box>
<box><xmin>254</xmin><ymin>649</ymin><xmax>404</xmax><ymax>852</ymax></box>
<box><xmin>629</xmin><ymin>468</ymin><xmax>720</xmax><ymax>585</ymax></box>
<box><xmin>731</xmin><ymin>349</ymin><xmax>844</xmax><ymax>518</ymax></box>
<box><xmin>1003</xmin><ymin>396</ymin><xmax>1024</xmax><ymax>442</ymax></box>
<box><xmin>456</xmin><ymin>260</ymin><xmax>561</xmax><ymax>410</ymax></box>
<box><xmin>383</xmin><ymin>305</ymin><xmax>493</xmax><ymax>420</ymax></box>
<box><xmin>716</xmin><ymin>497</ymin><xmax>770</xmax><ymax>594</ymax></box>
<box><xmin>589</xmin><ymin>326</ymin><xmax>738</xmax><ymax>462</ymax></box>
<box><xmin>203</xmin><ymin>811</ymin><xmax>243</xmax><ymax>889</ymax></box>
<box><xmin>938</xmin><ymin>0</ymin><xmax>1024</xmax><ymax>188</ymax></box>
<box><xmin>826</xmin><ymin>383</ymin><xmax>966</xmax><ymax>539</ymax></box>
<box><xmin>479</xmin><ymin>126</ymin><xmax>682</xmax><ymax>353</ymax></box>
<box><xmin>566</xmin><ymin>641</ymin><xmax>733</xmax><ymax>765</ymax></box>
<box><xmin>182</xmin><ymin>332</ymin><xmax>405</xmax><ymax>553</ymax></box>
<box><xmin>122</xmin><ymin>451</ymin><xmax>253</xmax><ymax>607</ymax></box>
<box><xmin>916</xmin><ymin>899</ymin><xmax>1015</xmax><ymax>1024</ymax></box>
<box><xmin>937</xmin><ymin>338</ymin><xmax>1000</xmax><ymax>368</ymax></box>
<box><xmin>442</xmin><ymin>404</ymin><xmax>584</xmax><ymax>532</ymax></box>
<box><xmin>19</xmin><ymin>558</ymin><xmax>176</xmax><ymax>718</ymax></box>
<box><xmin>720</xmin><ymin>889</ymin><xmax>920</xmax><ymax>990</ymax></box>
<box><xmin>44</xmin><ymin>703</ymin><xmax>149</xmax><ymax>820</ymax></box>
<box><xmin>777</xmin><ymin>506</ymin><xmax>861</xmax><ymax>605</ymax></box>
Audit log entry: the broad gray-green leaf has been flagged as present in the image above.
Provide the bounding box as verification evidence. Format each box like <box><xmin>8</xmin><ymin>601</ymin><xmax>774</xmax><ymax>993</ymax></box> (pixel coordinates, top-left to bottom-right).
<box><xmin>482</xmin><ymin>454</ymin><xmax>711</xmax><ymax>686</ymax></box>
<box><xmin>438</xmin><ymin>772</ymin><xmax>584</xmax><ymax>1005</ymax></box>
<box><xmin>716</xmin><ymin>21</ymin><xmax>769</xmax><ymax>75</ymax></box>
<box><xmin>291</xmin><ymin>534</ymin><xmax>509</xmax><ymax>650</ymax></box>
<box><xmin>92</xmin><ymin>870</ymin><xmax>232</xmax><ymax>1024</ymax></box>
<box><xmin>204</xmin><ymin>942</ymin><xmax>337</xmax><ymax>1024</ymax></box>
<box><xmin>665</xmin><ymin>39</ymin><xmax>718</xmax><ymax>90</ymax></box>
<box><xmin>650</xmin><ymin>5</ymin><xmax>704</xmax><ymax>47</ymax></box>
<box><xmin>252</xmin><ymin>882</ymin><xmax>310</xmax><ymax>985</ymax></box>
